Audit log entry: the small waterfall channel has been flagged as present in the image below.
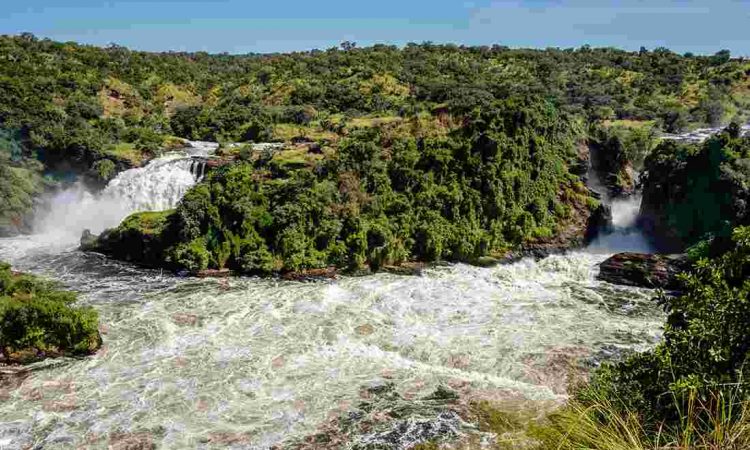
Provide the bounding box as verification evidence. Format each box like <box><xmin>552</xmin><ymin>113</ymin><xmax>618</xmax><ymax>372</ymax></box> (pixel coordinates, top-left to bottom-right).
<box><xmin>584</xmin><ymin>150</ymin><xmax>652</xmax><ymax>254</ymax></box>
<box><xmin>585</xmin><ymin>122</ymin><xmax>750</xmax><ymax>254</ymax></box>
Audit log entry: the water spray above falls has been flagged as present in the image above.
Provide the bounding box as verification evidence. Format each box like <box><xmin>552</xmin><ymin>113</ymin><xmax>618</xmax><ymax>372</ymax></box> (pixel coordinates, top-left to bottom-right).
<box><xmin>33</xmin><ymin>145</ymin><xmax>215</xmax><ymax>245</ymax></box>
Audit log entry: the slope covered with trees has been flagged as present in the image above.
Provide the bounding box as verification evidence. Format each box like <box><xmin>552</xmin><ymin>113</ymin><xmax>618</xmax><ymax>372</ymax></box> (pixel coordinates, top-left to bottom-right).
<box><xmin>640</xmin><ymin>124</ymin><xmax>750</xmax><ymax>251</ymax></box>
<box><xmin>1</xmin><ymin>34</ymin><xmax>748</xmax><ymax>260</ymax></box>
<box><xmin>2</xmin><ymin>34</ymin><xmax>749</xmax><ymax>175</ymax></box>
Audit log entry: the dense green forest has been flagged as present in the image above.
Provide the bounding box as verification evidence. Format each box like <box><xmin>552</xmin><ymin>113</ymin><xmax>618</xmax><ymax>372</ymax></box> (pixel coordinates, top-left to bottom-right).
<box><xmin>93</xmin><ymin>98</ymin><xmax>599</xmax><ymax>273</ymax></box>
<box><xmin>1</xmin><ymin>34</ymin><xmax>750</xmax><ymax>223</ymax></box>
<box><xmin>2</xmin><ymin>33</ymin><xmax>749</xmax><ymax>252</ymax></box>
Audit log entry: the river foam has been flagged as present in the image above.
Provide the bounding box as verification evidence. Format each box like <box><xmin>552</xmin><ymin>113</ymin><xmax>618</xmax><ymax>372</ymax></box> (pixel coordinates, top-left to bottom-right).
<box><xmin>0</xmin><ymin>240</ymin><xmax>662</xmax><ymax>449</ymax></box>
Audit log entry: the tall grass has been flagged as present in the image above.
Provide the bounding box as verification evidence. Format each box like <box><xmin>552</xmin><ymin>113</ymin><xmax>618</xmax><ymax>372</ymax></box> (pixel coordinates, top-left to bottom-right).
<box><xmin>531</xmin><ymin>389</ymin><xmax>750</xmax><ymax>450</ymax></box>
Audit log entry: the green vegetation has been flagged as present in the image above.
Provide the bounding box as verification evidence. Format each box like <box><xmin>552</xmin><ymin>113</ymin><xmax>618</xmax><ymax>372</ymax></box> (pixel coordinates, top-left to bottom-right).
<box><xmin>0</xmin><ymin>129</ymin><xmax>45</xmax><ymax>235</ymax></box>
<box><xmin>2</xmin><ymin>36</ymin><xmax>750</xmax><ymax>170</ymax></box>
<box><xmin>94</xmin><ymin>210</ymin><xmax>173</xmax><ymax>267</ymax></box>
<box><xmin>1</xmin><ymin>35</ymin><xmax>749</xmax><ymax>234</ymax></box>
<box><xmin>0</xmin><ymin>261</ymin><xmax>101</xmax><ymax>363</ymax></box>
<box><xmin>531</xmin><ymin>390</ymin><xmax>750</xmax><ymax>450</ymax></box>
<box><xmin>95</xmin><ymin>98</ymin><xmax>599</xmax><ymax>274</ymax></box>
<box><xmin>640</xmin><ymin>125</ymin><xmax>750</xmax><ymax>251</ymax></box>
<box><xmin>584</xmin><ymin>226</ymin><xmax>750</xmax><ymax>430</ymax></box>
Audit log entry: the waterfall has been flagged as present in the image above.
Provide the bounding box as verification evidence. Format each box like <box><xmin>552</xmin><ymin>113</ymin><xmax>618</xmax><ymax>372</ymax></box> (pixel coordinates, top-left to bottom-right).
<box><xmin>101</xmin><ymin>153</ymin><xmax>201</xmax><ymax>212</ymax></box>
<box><xmin>587</xmin><ymin>195</ymin><xmax>652</xmax><ymax>253</ymax></box>
<box><xmin>33</xmin><ymin>148</ymin><xmax>213</xmax><ymax>246</ymax></box>
<box><xmin>585</xmin><ymin>142</ymin><xmax>652</xmax><ymax>253</ymax></box>
<box><xmin>661</xmin><ymin>123</ymin><xmax>750</xmax><ymax>143</ymax></box>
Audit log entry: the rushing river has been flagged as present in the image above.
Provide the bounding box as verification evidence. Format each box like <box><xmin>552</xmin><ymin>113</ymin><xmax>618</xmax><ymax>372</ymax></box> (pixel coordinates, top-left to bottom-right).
<box><xmin>0</xmin><ymin>143</ymin><xmax>664</xmax><ymax>449</ymax></box>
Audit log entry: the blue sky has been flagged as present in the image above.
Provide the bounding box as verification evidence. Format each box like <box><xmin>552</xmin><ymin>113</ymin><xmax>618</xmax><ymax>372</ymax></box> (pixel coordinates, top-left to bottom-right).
<box><xmin>2</xmin><ymin>0</ymin><xmax>749</xmax><ymax>55</ymax></box>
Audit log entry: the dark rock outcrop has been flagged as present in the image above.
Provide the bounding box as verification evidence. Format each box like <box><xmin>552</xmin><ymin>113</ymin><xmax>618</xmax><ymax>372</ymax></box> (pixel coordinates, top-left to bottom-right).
<box><xmin>597</xmin><ymin>252</ymin><xmax>689</xmax><ymax>289</ymax></box>
<box><xmin>82</xmin><ymin>211</ymin><xmax>173</xmax><ymax>268</ymax></box>
<box><xmin>639</xmin><ymin>132</ymin><xmax>750</xmax><ymax>252</ymax></box>
<box><xmin>80</xmin><ymin>229</ymin><xmax>98</xmax><ymax>251</ymax></box>
<box><xmin>522</xmin><ymin>190</ymin><xmax>613</xmax><ymax>258</ymax></box>
<box><xmin>588</xmin><ymin>137</ymin><xmax>636</xmax><ymax>198</ymax></box>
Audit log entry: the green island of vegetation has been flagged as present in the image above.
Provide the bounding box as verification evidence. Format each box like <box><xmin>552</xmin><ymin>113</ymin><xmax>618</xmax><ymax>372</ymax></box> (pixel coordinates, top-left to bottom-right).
<box><xmin>0</xmin><ymin>261</ymin><xmax>101</xmax><ymax>364</ymax></box>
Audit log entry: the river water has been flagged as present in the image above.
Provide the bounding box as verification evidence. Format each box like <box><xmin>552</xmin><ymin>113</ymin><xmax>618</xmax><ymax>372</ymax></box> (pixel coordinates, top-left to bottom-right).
<box><xmin>0</xmin><ymin>144</ymin><xmax>664</xmax><ymax>448</ymax></box>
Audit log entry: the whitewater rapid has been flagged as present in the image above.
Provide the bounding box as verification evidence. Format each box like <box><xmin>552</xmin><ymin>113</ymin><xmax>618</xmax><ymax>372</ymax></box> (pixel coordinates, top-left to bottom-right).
<box><xmin>0</xmin><ymin>240</ymin><xmax>662</xmax><ymax>449</ymax></box>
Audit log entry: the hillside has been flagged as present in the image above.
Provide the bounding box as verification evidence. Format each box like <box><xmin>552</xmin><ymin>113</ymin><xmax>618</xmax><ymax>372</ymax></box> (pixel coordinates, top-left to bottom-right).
<box><xmin>2</xmin><ymin>34</ymin><xmax>749</xmax><ymax>237</ymax></box>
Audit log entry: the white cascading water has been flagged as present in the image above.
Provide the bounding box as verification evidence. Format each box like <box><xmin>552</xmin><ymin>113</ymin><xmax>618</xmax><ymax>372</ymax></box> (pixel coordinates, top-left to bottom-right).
<box><xmin>3</xmin><ymin>125</ymin><xmax>746</xmax><ymax>447</ymax></box>
<box><xmin>661</xmin><ymin>123</ymin><xmax>750</xmax><ymax>143</ymax></box>
<box><xmin>583</xmin><ymin>137</ymin><xmax>653</xmax><ymax>254</ymax></box>
<box><xmin>0</xmin><ymin>247</ymin><xmax>663</xmax><ymax>448</ymax></box>
<box><xmin>588</xmin><ymin>122</ymin><xmax>750</xmax><ymax>254</ymax></box>
<box><xmin>587</xmin><ymin>195</ymin><xmax>653</xmax><ymax>253</ymax></box>
<box><xmin>32</xmin><ymin>143</ymin><xmax>216</xmax><ymax>246</ymax></box>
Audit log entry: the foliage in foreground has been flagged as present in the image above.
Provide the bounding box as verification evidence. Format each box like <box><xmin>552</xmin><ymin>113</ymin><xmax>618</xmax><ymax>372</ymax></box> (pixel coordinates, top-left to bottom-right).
<box><xmin>579</xmin><ymin>226</ymin><xmax>750</xmax><ymax>438</ymax></box>
<box><xmin>531</xmin><ymin>389</ymin><xmax>750</xmax><ymax>450</ymax></box>
<box><xmin>0</xmin><ymin>261</ymin><xmax>101</xmax><ymax>363</ymax></box>
<box><xmin>96</xmin><ymin>99</ymin><xmax>600</xmax><ymax>274</ymax></box>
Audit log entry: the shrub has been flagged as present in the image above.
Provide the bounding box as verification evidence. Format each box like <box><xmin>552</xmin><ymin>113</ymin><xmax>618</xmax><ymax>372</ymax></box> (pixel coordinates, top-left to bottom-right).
<box><xmin>168</xmin><ymin>238</ymin><xmax>210</xmax><ymax>272</ymax></box>
<box><xmin>0</xmin><ymin>262</ymin><xmax>101</xmax><ymax>363</ymax></box>
<box><xmin>91</xmin><ymin>158</ymin><xmax>117</xmax><ymax>181</ymax></box>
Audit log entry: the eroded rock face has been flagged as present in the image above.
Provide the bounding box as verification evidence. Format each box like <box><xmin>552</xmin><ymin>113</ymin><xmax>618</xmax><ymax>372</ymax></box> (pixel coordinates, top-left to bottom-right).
<box><xmin>588</xmin><ymin>138</ymin><xmax>636</xmax><ymax>198</ymax></box>
<box><xmin>597</xmin><ymin>252</ymin><xmax>689</xmax><ymax>289</ymax></box>
<box><xmin>521</xmin><ymin>194</ymin><xmax>612</xmax><ymax>259</ymax></box>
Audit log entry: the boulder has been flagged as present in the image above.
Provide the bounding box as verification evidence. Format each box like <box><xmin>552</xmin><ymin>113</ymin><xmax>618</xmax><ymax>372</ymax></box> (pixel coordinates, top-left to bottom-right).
<box><xmin>79</xmin><ymin>229</ymin><xmax>98</xmax><ymax>251</ymax></box>
<box><xmin>597</xmin><ymin>252</ymin><xmax>689</xmax><ymax>289</ymax></box>
<box><xmin>281</xmin><ymin>267</ymin><xmax>338</xmax><ymax>282</ymax></box>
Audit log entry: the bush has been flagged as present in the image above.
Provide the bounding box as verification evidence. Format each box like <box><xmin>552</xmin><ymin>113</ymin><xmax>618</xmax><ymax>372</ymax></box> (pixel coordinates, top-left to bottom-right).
<box><xmin>0</xmin><ymin>262</ymin><xmax>101</xmax><ymax>363</ymax></box>
<box><xmin>168</xmin><ymin>238</ymin><xmax>210</xmax><ymax>272</ymax></box>
<box><xmin>91</xmin><ymin>158</ymin><xmax>117</xmax><ymax>181</ymax></box>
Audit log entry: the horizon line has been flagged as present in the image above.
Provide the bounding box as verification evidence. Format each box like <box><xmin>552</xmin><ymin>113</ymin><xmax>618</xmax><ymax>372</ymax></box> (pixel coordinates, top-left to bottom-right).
<box><xmin>4</xmin><ymin>32</ymin><xmax>746</xmax><ymax>58</ymax></box>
